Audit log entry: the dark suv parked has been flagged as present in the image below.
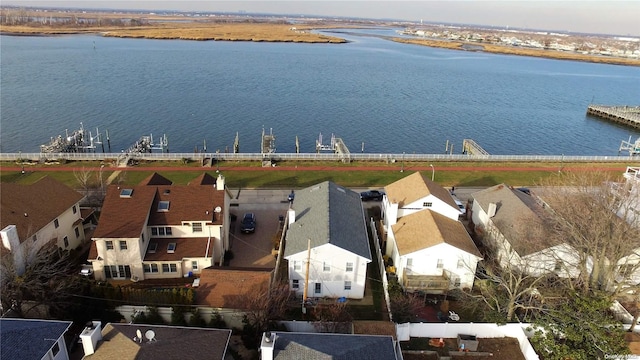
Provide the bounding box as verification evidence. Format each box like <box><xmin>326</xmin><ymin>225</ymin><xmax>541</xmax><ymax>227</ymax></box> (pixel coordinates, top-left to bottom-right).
<box><xmin>240</xmin><ymin>213</ymin><xmax>256</xmax><ymax>233</ymax></box>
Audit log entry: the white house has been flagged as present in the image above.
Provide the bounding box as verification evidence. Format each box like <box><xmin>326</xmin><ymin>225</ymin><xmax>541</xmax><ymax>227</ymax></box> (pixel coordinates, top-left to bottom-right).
<box><xmin>89</xmin><ymin>173</ymin><xmax>231</xmax><ymax>281</ymax></box>
<box><xmin>1</xmin><ymin>176</ymin><xmax>85</xmax><ymax>275</ymax></box>
<box><xmin>284</xmin><ymin>181</ymin><xmax>372</xmax><ymax>299</ymax></box>
<box><xmin>386</xmin><ymin>209</ymin><xmax>482</xmax><ymax>293</ymax></box>
<box><xmin>620</xmin><ymin>166</ymin><xmax>640</xmax><ymax>227</ymax></box>
<box><xmin>0</xmin><ymin>318</ymin><xmax>72</xmax><ymax>360</ymax></box>
<box><xmin>471</xmin><ymin>184</ymin><xmax>580</xmax><ymax>278</ymax></box>
<box><xmin>382</xmin><ymin>171</ymin><xmax>461</xmax><ymax>233</ymax></box>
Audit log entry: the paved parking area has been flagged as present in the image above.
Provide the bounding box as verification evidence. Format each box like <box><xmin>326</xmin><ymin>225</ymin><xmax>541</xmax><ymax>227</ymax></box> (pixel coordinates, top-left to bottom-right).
<box><xmin>227</xmin><ymin>189</ymin><xmax>291</xmax><ymax>268</ymax></box>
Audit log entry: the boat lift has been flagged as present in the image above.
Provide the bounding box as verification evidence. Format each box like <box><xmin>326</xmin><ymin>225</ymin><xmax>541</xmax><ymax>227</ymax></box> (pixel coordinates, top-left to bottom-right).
<box><xmin>619</xmin><ymin>136</ymin><xmax>640</xmax><ymax>156</ymax></box>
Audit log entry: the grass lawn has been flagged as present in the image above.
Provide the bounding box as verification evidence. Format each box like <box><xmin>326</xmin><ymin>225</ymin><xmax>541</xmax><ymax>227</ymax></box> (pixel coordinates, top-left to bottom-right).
<box><xmin>0</xmin><ymin>160</ymin><xmax>630</xmax><ymax>189</ymax></box>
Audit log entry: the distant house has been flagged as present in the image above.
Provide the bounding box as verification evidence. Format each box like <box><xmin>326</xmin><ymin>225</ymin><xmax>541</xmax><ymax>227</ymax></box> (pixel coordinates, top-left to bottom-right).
<box><xmin>386</xmin><ymin>209</ymin><xmax>482</xmax><ymax>293</ymax></box>
<box><xmin>382</xmin><ymin>172</ymin><xmax>461</xmax><ymax>233</ymax></box>
<box><xmin>89</xmin><ymin>173</ymin><xmax>231</xmax><ymax>281</ymax></box>
<box><xmin>80</xmin><ymin>321</ymin><xmax>231</xmax><ymax>359</ymax></box>
<box><xmin>283</xmin><ymin>181</ymin><xmax>371</xmax><ymax>299</ymax></box>
<box><xmin>471</xmin><ymin>184</ymin><xmax>579</xmax><ymax>277</ymax></box>
<box><xmin>0</xmin><ymin>318</ymin><xmax>72</xmax><ymax>360</ymax></box>
<box><xmin>1</xmin><ymin>176</ymin><xmax>85</xmax><ymax>275</ymax></box>
<box><xmin>260</xmin><ymin>331</ymin><xmax>402</xmax><ymax>360</ymax></box>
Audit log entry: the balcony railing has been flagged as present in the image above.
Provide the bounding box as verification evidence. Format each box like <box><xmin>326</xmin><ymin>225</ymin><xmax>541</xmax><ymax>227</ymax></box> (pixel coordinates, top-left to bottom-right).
<box><xmin>403</xmin><ymin>269</ymin><xmax>451</xmax><ymax>293</ymax></box>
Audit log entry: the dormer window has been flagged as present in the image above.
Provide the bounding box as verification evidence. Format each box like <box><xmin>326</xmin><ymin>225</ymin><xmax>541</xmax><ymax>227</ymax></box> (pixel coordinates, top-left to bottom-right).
<box><xmin>167</xmin><ymin>243</ymin><xmax>176</xmax><ymax>253</ymax></box>
<box><xmin>158</xmin><ymin>201</ymin><xmax>170</xmax><ymax>212</ymax></box>
<box><xmin>120</xmin><ymin>189</ymin><xmax>133</xmax><ymax>198</ymax></box>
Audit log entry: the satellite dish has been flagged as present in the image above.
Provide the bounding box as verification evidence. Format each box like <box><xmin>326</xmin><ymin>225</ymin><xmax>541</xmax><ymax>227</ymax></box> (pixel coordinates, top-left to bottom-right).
<box><xmin>145</xmin><ymin>329</ymin><xmax>156</xmax><ymax>342</ymax></box>
<box><xmin>214</xmin><ymin>206</ymin><xmax>222</xmax><ymax>213</ymax></box>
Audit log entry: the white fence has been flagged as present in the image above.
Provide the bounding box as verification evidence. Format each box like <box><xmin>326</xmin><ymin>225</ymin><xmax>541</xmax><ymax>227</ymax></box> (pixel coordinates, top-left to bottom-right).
<box><xmin>370</xmin><ymin>217</ymin><xmax>393</xmax><ymax>322</ymax></box>
<box><xmin>1</xmin><ymin>152</ymin><xmax>636</xmax><ymax>163</ymax></box>
<box><xmin>115</xmin><ymin>305</ymin><xmax>246</xmax><ymax>329</ymax></box>
<box><xmin>396</xmin><ymin>322</ymin><xmax>539</xmax><ymax>360</ymax></box>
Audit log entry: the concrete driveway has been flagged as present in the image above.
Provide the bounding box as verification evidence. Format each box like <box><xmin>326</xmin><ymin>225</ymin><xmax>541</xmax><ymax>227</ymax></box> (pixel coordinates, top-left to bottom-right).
<box><xmin>227</xmin><ymin>189</ymin><xmax>291</xmax><ymax>268</ymax></box>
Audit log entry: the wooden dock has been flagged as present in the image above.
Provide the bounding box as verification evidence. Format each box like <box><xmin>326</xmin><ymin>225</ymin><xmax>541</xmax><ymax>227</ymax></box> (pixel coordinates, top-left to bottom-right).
<box><xmin>587</xmin><ymin>105</ymin><xmax>640</xmax><ymax>129</ymax></box>
<box><xmin>462</xmin><ymin>139</ymin><xmax>489</xmax><ymax>156</ymax></box>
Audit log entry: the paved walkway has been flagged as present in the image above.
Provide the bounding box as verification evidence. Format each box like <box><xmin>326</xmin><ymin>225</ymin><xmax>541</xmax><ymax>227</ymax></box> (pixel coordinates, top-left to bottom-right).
<box><xmin>0</xmin><ymin>164</ymin><xmax>628</xmax><ymax>173</ymax></box>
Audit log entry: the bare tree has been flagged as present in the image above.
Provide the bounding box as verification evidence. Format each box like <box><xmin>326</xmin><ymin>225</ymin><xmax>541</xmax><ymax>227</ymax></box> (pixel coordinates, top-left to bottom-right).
<box><xmin>1</xmin><ymin>242</ymin><xmax>82</xmax><ymax>318</ymax></box>
<box><xmin>73</xmin><ymin>166</ymin><xmax>95</xmax><ymax>196</ymax></box>
<box><xmin>240</xmin><ymin>282</ymin><xmax>294</xmax><ymax>348</ymax></box>
<box><xmin>540</xmin><ymin>171</ymin><xmax>640</xmax><ymax>296</ymax></box>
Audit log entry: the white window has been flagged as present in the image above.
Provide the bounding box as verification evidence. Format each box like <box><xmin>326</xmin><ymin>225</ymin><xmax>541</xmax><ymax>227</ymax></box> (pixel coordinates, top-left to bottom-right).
<box><xmin>72</xmin><ymin>205</ymin><xmax>77</xmax><ymax>214</ymax></box>
<box><xmin>457</xmin><ymin>259</ymin><xmax>464</xmax><ymax>269</ymax></box>
<box><xmin>346</xmin><ymin>262</ymin><xmax>354</xmax><ymax>272</ymax></box>
<box><xmin>192</xmin><ymin>222</ymin><xmax>202</xmax><ymax>232</ymax></box>
<box><xmin>292</xmin><ymin>279</ymin><xmax>299</xmax><ymax>289</ymax></box>
<box><xmin>293</xmin><ymin>261</ymin><xmax>301</xmax><ymax>271</ymax></box>
<box><xmin>165</xmin><ymin>227</ymin><xmax>172</xmax><ymax>235</ymax></box>
<box><xmin>119</xmin><ymin>240</ymin><xmax>127</xmax><ymax>250</ymax></box>
<box><xmin>148</xmin><ymin>243</ymin><xmax>158</xmax><ymax>253</ymax></box>
<box><xmin>167</xmin><ymin>243</ymin><xmax>176</xmax><ymax>253</ymax></box>
<box><xmin>323</xmin><ymin>262</ymin><xmax>331</xmax><ymax>272</ymax></box>
<box><xmin>192</xmin><ymin>261</ymin><xmax>198</xmax><ymax>271</ymax></box>
<box><xmin>54</xmin><ymin>219</ymin><xmax>59</xmax><ymax>228</ymax></box>
<box><xmin>437</xmin><ymin>259</ymin><xmax>444</xmax><ymax>269</ymax></box>
<box><xmin>314</xmin><ymin>283</ymin><xmax>322</xmax><ymax>294</ymax></box>
<box><xmin>162</xmin><ymin>263</ymin><xmax>177</xmax><ymax>273</ymax></box>
<box><xmin>63</xmin><ymin>236</ymin><xmax>69</xmax><ymax>248</ymax></box>
<box><xmin>106</xmin><ymin>240</ymin><xmax>114</xmax><ymax>250</ymax></box>
<box><xmin>143</xmin><ymin>263</ymin><xmax>159</xmax><ymax>273</ymax></box>
<box><xmin>75</xmin><ymin>227</ymin><xmax>80</xmax><ymax>238</ymax></box>
<box><xmin>423</xmin><ymin>202</ymin><xmax>432</xmax><ymax>207</ymax></box>
<box><xmin>151</xmin><ymin>227</ymin><xmax>158</xmax><ymax>236</ymax></box>
<box><xmin>344</xmin><ymin>281</ymin><xmax>352</xmax><ymax>290</ymax></box>
<box><xmin>406</xmin><ymin>258</ymin><xmax>413</xmax><ymax>267</ymax></box>
<box><xmin>158</xmin><ymin>227</ymin><xmax>165</xmax><ymax>236</ymax></box>
<box><xmin>157</xmin><ymin>201</ymin><xmax>170</xmax><ymax>212</ymax></box>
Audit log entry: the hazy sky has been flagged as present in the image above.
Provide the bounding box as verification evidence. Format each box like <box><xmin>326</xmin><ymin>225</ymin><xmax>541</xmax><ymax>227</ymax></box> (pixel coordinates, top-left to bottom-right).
<box><xmin>4</xmin><ymin>1</ymin><xmax>640</xmax><ymax>36</ymax></box>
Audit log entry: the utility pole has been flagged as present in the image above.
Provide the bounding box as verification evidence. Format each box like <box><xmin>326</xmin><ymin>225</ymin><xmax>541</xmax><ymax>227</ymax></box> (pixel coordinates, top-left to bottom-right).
<box><xmin>302</xmin><ymin>239</ymin><xmax>311</xmax><ymax>313</ymax></box>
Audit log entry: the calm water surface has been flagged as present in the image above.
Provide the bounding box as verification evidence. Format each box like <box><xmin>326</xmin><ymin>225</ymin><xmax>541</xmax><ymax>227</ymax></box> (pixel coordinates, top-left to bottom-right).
<box><xmin>1</xmin><ymin>29</ymin><xmax>639</xmax><ymax>155</ymax></box>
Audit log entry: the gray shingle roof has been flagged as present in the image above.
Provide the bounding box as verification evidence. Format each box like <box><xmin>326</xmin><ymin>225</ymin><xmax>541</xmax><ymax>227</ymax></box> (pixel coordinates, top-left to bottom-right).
<box><xmin>272</xmin><ymin>332</ymin><xmax>398</xmax><ymax>360</ymax></box>
<box><xmin>284</xmin><ymin>181</ymin><xmax>371</xmax><ymax>261</ymax></box>
<box><xmin>0</xmin><ymin>318</ymin><xmax>71</xmax><ymax>360</ymax></box>
<box><xmin>473</xmin><ymin>184</ymin><xmax>555</xmax><ymax>255</ymax></box>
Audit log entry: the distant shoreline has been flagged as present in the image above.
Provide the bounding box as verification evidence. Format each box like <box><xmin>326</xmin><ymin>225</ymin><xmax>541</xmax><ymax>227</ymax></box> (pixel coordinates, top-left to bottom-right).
<box><xmin>1</xmin><ymin>23</ymin><xmax>638</xmax><ymax>66</ymax></box>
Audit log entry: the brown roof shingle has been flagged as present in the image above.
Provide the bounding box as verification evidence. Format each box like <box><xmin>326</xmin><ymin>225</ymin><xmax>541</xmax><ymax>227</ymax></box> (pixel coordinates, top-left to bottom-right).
<box><xmin>384</xmin><ymin>172</ymin><xmax>458</xmax><ymax>209</ymax></box>
<box><xmin>0</xmin><ymin>176</ymin><xmax>83</xmax><ymax>241</ymax></box>
<box><xmin>144</xmin><ymin>237</ymin><xmax>213</xmax><ymax>261</ymax></box>
<box><xmin>392</xmin><ymin>209</ymin><xmax>481</xmax><ymax>257</ymax></box>
<box><xmin>85</xmin><ymin>323</ymin><xmax>231</xmax><ymax>360</ymax></box>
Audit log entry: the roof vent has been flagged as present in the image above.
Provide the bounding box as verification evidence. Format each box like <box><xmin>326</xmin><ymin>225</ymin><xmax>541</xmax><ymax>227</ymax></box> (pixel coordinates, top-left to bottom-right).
<box><xmin>145</xmin><ymin>329</ymin><xmax>157</xmax><ymax>342</ymax></box>
<box><xmin>163</xmin><ymin>189</ymin><xmax>170</xmax><ymax>195</ymax></box>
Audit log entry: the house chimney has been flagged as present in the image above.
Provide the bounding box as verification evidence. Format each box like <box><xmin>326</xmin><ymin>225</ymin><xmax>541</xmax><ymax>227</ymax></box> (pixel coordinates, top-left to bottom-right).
<box><xmin>260</xmin><ymin>331</ymin><xmax>276</xmax><ymax>360</ymax></box>
<box><xmin>1</xmin><ymin>225</ymin><xmax>25</xmax><ymax>276</ymax></box>
<box><xmin>288</xmin><ymin>208</ymin><xmax>296</xmax><ymax>226</ymax></box>
<box><xmin>488</xmin><ymin>203</ymin><xmax>497</xmax><ymax>218</ymax></box>
<box><xmin>216</xmin><ymin>174</ymin><xmax>225</xmax><ymax>190</ymax></box>
<box><xmin>80</xmin><ymin>321</ymin><xmax>103</xmax><ymax>356</ymax></box>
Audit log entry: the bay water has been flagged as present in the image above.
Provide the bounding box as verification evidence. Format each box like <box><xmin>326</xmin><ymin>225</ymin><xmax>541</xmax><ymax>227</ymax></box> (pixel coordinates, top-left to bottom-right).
<box><xmin>1</xmin><ymin>29</ymin><xmax>639</xmax><ymax>155</ymax></box>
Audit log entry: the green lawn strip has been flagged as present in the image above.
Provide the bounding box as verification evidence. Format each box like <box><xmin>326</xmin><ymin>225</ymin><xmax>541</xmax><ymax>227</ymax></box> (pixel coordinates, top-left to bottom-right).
<box><xmin>2</xmin><ymin>166</ymin><xmax>626</xmax><ymax>189</ymax></box>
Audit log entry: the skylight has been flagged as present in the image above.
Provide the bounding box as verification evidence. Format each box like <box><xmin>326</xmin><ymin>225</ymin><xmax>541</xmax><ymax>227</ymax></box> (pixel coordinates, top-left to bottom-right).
<box><xmin>120</xmin><ymin>189</ymin><xmax>133</xmax><ymax>198</ymax></box>
<box><xmin>158</xmin><ymin>201</ymin><xmax>170</xmax><ymax>212</ymax></box>
<box><xmin>167</xmin><ymin>243</ymin><xmax>176</xmax><ymax>254</ymax></box>
<box><xmin>148</xmin><ymin>243</ymin><xmax>158</xmax><ymax>253</ymax></box>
